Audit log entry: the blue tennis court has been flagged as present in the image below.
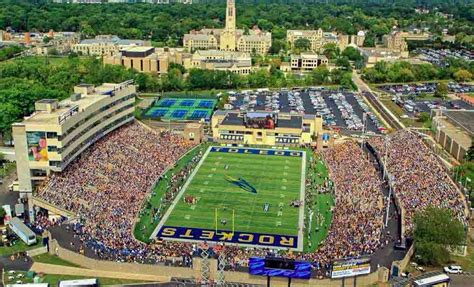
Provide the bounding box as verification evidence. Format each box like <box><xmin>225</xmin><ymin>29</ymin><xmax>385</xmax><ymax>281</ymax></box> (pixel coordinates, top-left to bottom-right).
<box><xmin>188</xmin><ymin>110</ymin><xmax>211</xmax><ymax>120</ymax></box>
<box><xmin>145</xmin><ymin>108</ymin><xmax>168</xmax><ymax>117</ymax></box>
<box><xmin>158</xmin><ymin>99</ymin><xmax>177</xmax><ymax>107</ymax></box>
<box><xmin>179</xmin><ymin>99</ymin><xmax>196</xmax><ymax>107</ymax></box>
<box><xmin>170</xmin><ymin>109</ymin><xmax>188</xmax><ymax>119</ymax></box>
<box><xmin>198</xmin><ymin>100</ymin><xmax>215</xmax><ymax>109</ymax></box>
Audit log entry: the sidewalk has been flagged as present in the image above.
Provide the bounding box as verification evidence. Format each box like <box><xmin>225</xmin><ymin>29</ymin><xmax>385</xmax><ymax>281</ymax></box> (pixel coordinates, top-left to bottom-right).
<box><xmin>30</xmin><ymin>263</ymin><xmax>171</xmax><ymax>282</ymax></box>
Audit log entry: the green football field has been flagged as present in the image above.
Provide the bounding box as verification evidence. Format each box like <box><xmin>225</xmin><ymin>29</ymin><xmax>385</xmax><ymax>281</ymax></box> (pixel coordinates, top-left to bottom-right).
<box><xmin>162</xmin><ymin>148</ymin><xmax>304</xmax><ymax>236</ymax></box>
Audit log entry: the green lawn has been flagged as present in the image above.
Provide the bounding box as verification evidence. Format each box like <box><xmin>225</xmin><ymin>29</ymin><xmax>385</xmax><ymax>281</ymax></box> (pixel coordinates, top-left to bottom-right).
<box><xmin>163</xmin><ymin>149</ymin><xmax>303</xmax><ymax>236</ymax></box>
<box><xmin>32</xmin><ymin>253</ymin><xmax>81</xmax><ymax>268</ymax></box>
<box><xmin>452</xmin><ymin>232</ymin><xmax>474</xmax><ymax>271</ymax></box>
<box><xmin>134</xmin><ymin>143</ymin><xmax>209</xmax><ymax>242</ymax></box>
<box><xmin>0</xmin><ymin>238</ymin><xmax>40</xmax><ymax>257</ymax></box>
<box><xmin>4</xmin><ymin>271</ymin><xmax>151</xmax><ymax>286</ymax></box>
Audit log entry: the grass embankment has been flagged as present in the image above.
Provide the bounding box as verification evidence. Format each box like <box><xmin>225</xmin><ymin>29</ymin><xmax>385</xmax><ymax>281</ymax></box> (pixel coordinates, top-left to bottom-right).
<box><xmin>32</xmin><ymin>253</ymin><xmax>81</xmax><ymax>268</ymax></box>
<box><xmin>4</xmin><ymin>271</ymin><xmax>150</xmax><ymax>286</ymax></box>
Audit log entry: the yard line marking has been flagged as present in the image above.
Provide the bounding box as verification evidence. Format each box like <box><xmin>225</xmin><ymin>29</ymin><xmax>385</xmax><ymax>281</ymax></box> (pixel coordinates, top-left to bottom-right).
<box><xmin>184</xmin><ymin>215</ymin><xmax>191</xmax><ymax>220</ymax></box>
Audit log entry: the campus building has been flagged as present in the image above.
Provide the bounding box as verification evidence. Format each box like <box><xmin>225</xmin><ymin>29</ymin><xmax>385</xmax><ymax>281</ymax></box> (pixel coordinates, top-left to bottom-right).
<box><xmin>12</xmin><ymin>80</ymin><xmax>136</xmax><ymax>194</ymax></box>
<box><xmin>287</xmin><ymin>29</ymin><xmax>365</xmax><ymax>52</ymax></box>
<box><xmin>382</xmin><ymin>31</ymin><xmax>409</xmax><ymax>57</ymax></box>
<box><xmin>72</xmin><ymin>35</ymin><xmax>149</xmax><ymax>56</ymax></box>
<box><xmin>211</xmin><ymin>111</ymin><xmax>324</xmax><ymax>146</ymax></box>
<box><xmin>431</xmin><ymin>109</ymin><xmax>473</xmax><ymax>162</ymax></box>
<box><xmin>103</xmin><ymin>46</ymin><xmax>190</xmax><ymax>74</ymax></box>
<box><xmin>183</xmin><ymin>0</ymin><xmax>271</xmax><ymax>55</ymax></box>
<box><xmin>358</xmin><ymin>47</ymin><xmax>406</xmax><ymax>68</ymax></box>
<box><xmin>287</xmin><ymin>52</ymin><xmax>328</xmax><ymax>71</ymax></box>
<box><xmin>186</xmin><ymin>49</ymin><xmax>253</xmax><ymax>75</ymax></box>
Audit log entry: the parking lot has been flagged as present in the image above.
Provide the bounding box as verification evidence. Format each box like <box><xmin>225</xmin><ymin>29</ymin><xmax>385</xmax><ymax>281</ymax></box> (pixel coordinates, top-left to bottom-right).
<box><xmin>416</xmin><ymin>48</ymin><xmax>474</xmax><ymax>66</ymax></box>
<box><xmin>391</xmin><ymin>97</ymin><xmax>473</xmax><ymax>117</ymax></box>
<box><xmin>377</xmin><ymin>82</ymin><xmax>474</xmax><ymax>95</ymax></box>
<box><xmin>226</xmin><ymin>88</ymin><xmax>385</xmax><ymax>134</ymax></box>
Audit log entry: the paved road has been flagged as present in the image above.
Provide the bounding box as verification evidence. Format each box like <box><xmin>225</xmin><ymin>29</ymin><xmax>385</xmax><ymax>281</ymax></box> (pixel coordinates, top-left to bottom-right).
<box><xmin>0</xmin><ymin>167</ymin><xmax>18</xmax><ymax>207</ymax></box>
<box><xmin>352</xmin><ymin>71</ymin><xmax>405</xmax><ymax>130</ymax></box>
<box><xmin>0</xmin><ymin>147</ymin><xmax>15</xmax><ymax>162</ymax></box>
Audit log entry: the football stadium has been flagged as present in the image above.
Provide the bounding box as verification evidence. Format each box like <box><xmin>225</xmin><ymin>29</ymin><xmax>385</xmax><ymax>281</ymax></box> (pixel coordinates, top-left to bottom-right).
<box><xmin>153</xmin><ymin>146</ymin><xmax>307</xmax><ymax>250</ymax></box>
<box><xmin>7</xmin><ymin>82</ymin><xmax>470</xmax><ymax>286</ymax></box>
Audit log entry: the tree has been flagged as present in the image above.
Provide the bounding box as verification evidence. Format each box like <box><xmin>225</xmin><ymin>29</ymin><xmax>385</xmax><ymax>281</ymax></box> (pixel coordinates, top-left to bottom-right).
<box><xmin>0</xmin><ymin>207</ymin><xmax>5</xmax><ymax>225</ymax></box>
<box><xmin>417</xmin><ymin>112</ymin><xmax>430</xmax><ymax>123</ymax></box>
<box><xmin>413</xmin><ymin>206</ymin><xmax>466</xmax><ymax>266</ymax></box>
<box><xmin>294</xmin><ymin>38</ymin><xmax>311</xmax><ymax>52</ymax></box>
<box><xmin>466</xmin><ymin>139</ymin><xmax>474</xmax><ymax>162</ymax></box>
<box><xmin>322</xmin><ymin>43</ymin><xmax>340</xmax><ymax>60</ymax></box>
<box><xmin>335</xmin><ymin>56</ymin><xmax>352</xmax><ymax>71</ymax></box>
<box><xmin>311</xmin><ymin>65</ymin><xmax>330</xmax><ymax>85</ymax></box>
<box><xmin>435</xmin><ymin>82</ymin><xmax>448</xmax><ymax>98</ymax></box>
<box><xmin>453</xmin><ymin>69</ymin><xmax>473</xmax><ymax>82</ymax></box>
<box><xmin>341</xmin><ymin>47</ymin><xmax>363</xmax><ymax>62</ymax></box>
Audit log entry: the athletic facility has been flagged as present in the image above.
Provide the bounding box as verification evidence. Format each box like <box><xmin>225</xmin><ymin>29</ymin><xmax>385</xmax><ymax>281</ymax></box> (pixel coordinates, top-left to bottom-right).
<box><xmin>143</xmin><ymin>97</ymin><xmax>217</xmax><ymax>121</ymax></box>
<box><xmin>152</xmin><ymin>146</ymin><xmax>306</xmax><ymax>250</ymax></box>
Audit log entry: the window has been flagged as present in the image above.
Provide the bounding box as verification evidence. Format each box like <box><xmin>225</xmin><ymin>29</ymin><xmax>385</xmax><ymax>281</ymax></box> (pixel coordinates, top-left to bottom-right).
<box><xmin>46</xmin><ymin>132</ymin><xmax>57</xmax><ymax>139</ymax></box>
<box><xmin>47</xmin><ymin>146</ymin><xmax>58</xmax><ymax>152</ymax></box>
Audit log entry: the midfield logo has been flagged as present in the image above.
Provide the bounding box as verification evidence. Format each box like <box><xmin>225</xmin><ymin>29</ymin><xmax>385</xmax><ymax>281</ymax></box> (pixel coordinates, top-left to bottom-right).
<box><xmin>224</xmin><ymin>175</ymin><xmax>257</xmax><ymax>194</ymax></box>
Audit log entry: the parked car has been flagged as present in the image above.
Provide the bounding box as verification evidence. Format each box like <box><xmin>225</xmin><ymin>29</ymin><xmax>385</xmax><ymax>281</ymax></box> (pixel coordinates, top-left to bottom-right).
<box><xmin>443</xmin><ymin>265</ymin><xmax>463</xmax><ymax>274</ymax></box>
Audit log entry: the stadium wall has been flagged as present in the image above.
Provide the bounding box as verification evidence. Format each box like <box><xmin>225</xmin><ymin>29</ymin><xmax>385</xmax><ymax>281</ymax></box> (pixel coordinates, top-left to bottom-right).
<box><xmin>48</xmin><ymin>236</ymin><xmax>390</xmax><ymax>286</ymax></box>
<box><xmin>390</xmin><ymin>243</ymin><xmax>415</xmax><ymax>275</ymax></box>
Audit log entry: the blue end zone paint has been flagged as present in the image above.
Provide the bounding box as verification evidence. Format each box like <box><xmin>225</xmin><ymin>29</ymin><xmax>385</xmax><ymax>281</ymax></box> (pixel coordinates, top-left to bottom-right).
<box><xmin>248</xmin><ymin>257</ymin><xmax>311</xmax><ymax>279</ymax></box>
<box><xmin>210</xmin><ymin>146</ymin><xmax>304</xmax><ymax>157</ymax></box>
<box><xmin>157</xmin><ymin>226</ymin><xmax>298</xmax><ymax>248</ymax></box>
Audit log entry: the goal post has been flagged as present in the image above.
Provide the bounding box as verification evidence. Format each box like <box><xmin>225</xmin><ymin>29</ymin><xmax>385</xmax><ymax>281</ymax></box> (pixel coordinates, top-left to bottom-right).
<box><xmin>215</xmin><ymin>207</ymin><xmax>235</xmax><ymax>234</ymax></box>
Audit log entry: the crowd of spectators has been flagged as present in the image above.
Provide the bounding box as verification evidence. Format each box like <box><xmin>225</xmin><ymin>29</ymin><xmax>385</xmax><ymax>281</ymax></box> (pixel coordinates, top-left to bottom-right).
<box><xmin>36</xmin><ymin>122</ymin><xmax>194</xmax><ymax>263</ymax></box>
<box><xmin>309</xmin><ymin>142</ymin><xmax>385</xmax><ymax>265</ymax></box>
<box><xmin>368</xmin><ymin>130</ymin><xmax>467</xmax><ymax>235</ymax></box>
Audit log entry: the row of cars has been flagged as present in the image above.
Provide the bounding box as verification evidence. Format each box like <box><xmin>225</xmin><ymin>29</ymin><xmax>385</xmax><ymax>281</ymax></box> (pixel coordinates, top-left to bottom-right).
<box><xmin>379</xmin><ymin>82</ymin><xmax>474</xmax><ymax>96</ymax></box>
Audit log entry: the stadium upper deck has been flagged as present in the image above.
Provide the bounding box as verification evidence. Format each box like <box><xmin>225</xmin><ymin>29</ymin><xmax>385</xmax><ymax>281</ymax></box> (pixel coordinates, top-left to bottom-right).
<box><xmin>12</xmin><ymin>80</ymin><xmax>136</xmax><ymax>194</ymax></box>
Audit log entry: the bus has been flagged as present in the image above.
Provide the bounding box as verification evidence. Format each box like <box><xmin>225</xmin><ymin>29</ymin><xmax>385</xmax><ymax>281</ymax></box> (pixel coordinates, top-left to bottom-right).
<box><xmin>413</xmin><ymin>273</ymin><xmax>451</xmax><ymax>287</ymax></box>
<box><xmin>58</xmin><ymin>279</ymin><xmax>98</xmax><ymax>287</ymax></box>
<box><xmin>8</xmin><ymin>217</ymin><xmax>37</xmax><ymax>245</ymax></box>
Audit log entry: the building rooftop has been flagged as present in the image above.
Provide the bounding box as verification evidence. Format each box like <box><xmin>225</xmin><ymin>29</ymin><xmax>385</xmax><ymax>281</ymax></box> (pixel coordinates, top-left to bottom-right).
<box><xmin>17</xmin><ymin>81</ymin><xmax>134</xmax><ymax>126</ymax></box>
<box><xmin>79</xmin><ymin>35</ymin><xmax>145</xmax><ymax>46</ymax></box>
<box><xmin>219</xmin><ymin>111</ymin><xmax>303</xmax><ymax>129</ymax></box>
